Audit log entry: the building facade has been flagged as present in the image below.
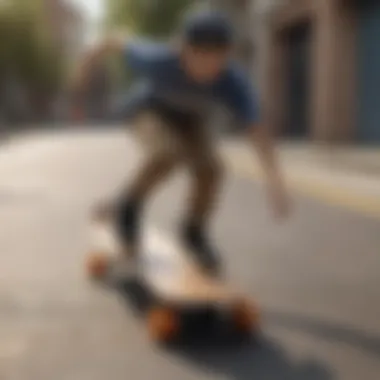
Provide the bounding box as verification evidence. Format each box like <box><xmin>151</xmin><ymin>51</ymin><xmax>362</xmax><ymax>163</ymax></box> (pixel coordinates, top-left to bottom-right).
<box><xmin>255</xmin><ymin>0</ymin><xmax>380</xmax><ymax>144</ymax></box>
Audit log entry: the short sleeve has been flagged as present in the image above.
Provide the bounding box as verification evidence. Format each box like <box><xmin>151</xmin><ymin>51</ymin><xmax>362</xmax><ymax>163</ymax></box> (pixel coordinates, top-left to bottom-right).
<box><xmin>124</xmin><ymin>40</ymin><xmax>162</xmax><ymax>74</ymax></box>
<box><xmin>220</xmin><ymin>65</ymin><xmax>260</xmax><ymax>128</ymax></box>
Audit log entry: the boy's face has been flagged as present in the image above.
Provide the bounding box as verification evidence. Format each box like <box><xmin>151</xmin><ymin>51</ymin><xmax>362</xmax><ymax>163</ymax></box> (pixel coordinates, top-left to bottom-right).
<box><xmin>181</xmin><ymin>44</ymin><xmax>230</xmax><ymax>83</ymax></box>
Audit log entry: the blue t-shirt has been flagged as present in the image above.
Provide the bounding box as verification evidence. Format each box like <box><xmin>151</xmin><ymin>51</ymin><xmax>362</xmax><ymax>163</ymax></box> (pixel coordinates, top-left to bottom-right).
<box><xmin>121</xmin><ymin>40</ymin><xmax>259</xmax><ymax>128</ymax></box>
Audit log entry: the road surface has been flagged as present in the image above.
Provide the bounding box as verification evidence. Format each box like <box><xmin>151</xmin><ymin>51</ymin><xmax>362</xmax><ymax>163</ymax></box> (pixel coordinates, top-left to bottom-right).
<box><xmin>0</xmin><ymin>128</ymin><xmax>379</xmax><ymax>380</ymax></box>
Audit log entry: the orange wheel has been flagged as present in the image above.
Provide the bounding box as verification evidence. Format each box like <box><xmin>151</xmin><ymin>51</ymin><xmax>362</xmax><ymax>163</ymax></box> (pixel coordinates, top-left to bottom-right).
<box><xmin>147</xmin><ymin>307</ymin><xmax>180</xmax><ymax>343</ymax></box>
<box><xmin>86</xmin><ymin>252</ymin><xmax>110</xmax><ymax>279</ymax></box>
<box><xmin>231</xmin><ymin>299</ymin><xmax>260</xmax><ymax>333</ymax></box>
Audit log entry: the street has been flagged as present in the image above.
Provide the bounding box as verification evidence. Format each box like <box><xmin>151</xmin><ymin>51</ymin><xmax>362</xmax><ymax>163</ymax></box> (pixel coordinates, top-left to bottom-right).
<box><xmin>0</xmin><ymin>128</ymin><xmax>379</xmax><ymax>380</ymax></box>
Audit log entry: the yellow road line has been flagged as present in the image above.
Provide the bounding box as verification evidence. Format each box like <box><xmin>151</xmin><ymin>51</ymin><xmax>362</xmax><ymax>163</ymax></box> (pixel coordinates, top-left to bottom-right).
<box><xmin>227</xmin><ymin>160</ymin><xmax>380</xmax><ymax>220</ymax></box>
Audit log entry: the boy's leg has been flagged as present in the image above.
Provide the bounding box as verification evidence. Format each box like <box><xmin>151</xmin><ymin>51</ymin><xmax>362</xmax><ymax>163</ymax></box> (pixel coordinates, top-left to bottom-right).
<box><xmin>181</xmin><ymin>126</ymin><xmax>224</xmax><ymax>273</ymax></box>
<box><xmin>186</xmin><ymin>152</ymin><xmax>223</xmax><ymax>229</ymax></box>
<box><xmin>115</xmin><ymin>111</ymin><xmax>182</xmax><ymax>257</ymax></box>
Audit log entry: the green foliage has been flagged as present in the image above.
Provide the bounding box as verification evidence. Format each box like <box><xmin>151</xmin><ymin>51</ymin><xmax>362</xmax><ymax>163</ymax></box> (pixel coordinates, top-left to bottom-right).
<box><xmin>0</xmin><ymin>0</ymin><xmax>65</xmax><ymax>95</ymax></box>
<box><xmin>103</xmin><ymin>0</ymin><xmax>195</xmax><ymax>89</ymax></box>
<box><xmin>106</xmin><ymin>0</ymin><xmax>194</xmax><ymax>38</ymax></box>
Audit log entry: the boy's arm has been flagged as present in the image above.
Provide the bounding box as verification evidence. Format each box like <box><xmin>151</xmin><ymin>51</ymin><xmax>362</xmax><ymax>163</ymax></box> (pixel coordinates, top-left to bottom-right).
<box><xmin>224</xmin><ymin>67</ymin><xmax>290</xmax><ymax>219</ymax></box>
<box><xmin>72</xmin><ymin>32</ymin><xmax>128</xmax><ymax>97</ymax></box>
<box><xmin>246</xmin><ymin>124</ymin><xmax>290</xmax><ymax>220</ymax></box>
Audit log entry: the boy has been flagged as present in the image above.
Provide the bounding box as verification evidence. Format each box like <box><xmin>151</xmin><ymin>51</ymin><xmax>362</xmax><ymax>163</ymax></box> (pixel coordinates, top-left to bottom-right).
<box><xmin>73</xmin><ymin>11</ymin><xmax>290</xmax><ymax>275</ymax></box>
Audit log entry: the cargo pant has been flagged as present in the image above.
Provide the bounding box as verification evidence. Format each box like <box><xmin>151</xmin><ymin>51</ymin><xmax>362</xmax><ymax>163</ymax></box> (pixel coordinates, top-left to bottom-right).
<box><xmin>124</xmin><ymin>102</ymin><xmax>224</xmax><ymax>228</ymax></box>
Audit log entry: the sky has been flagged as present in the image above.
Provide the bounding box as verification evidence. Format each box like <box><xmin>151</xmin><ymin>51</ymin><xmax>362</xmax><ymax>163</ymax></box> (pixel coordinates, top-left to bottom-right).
<box><xmin>66</xmin><ymin>0</ymin><xmax>104</xmax><ymax>44</ymax></box>
<box><xmin>69</xmin><ymin>0</ymin><xmax>104</xmax><ymax>21</ymax></box>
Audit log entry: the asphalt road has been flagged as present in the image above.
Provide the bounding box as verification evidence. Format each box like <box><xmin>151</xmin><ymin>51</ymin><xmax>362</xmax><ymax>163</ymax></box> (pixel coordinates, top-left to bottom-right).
<box><xmin>0</xmin><ymin>128</ymin><xmax>379</xmax><ymax>380</ymax></box>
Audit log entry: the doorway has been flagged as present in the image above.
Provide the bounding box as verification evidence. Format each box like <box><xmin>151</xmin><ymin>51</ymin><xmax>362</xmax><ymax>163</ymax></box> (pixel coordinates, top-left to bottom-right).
<box><xmin>283</xmin><ymin>21</ymin><xmax>312</xmax><ymax>139</ymax></box>
<box><xmin>357</xmin><ymin>0</ymin><xmax>380</xmax><ymax>144</ymax></box>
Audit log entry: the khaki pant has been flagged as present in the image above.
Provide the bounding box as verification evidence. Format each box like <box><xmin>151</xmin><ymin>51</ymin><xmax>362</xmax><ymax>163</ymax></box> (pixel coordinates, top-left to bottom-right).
<box><xmin>125</xmin><ymin>108</ymin><xmax>224</xmax><ymax>227</ymax></box>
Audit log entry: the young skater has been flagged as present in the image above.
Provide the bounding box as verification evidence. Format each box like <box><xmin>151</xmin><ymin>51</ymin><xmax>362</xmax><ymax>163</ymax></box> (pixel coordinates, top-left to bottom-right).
<box><xmin>73</xmin><ymin>11</ymin><xmax>290</xmax><ymax>275</ymax></box>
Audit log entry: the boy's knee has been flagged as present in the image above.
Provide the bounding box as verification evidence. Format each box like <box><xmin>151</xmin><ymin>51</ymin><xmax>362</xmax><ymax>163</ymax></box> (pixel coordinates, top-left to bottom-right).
<box><xmin>193</xmin><ymin>156</ymin><xmax>224</xmax><ymax>186</ymax></box>
<box><xmin>134</xmin><ymin>111</ymin><xmax>182</xmax><ymax>158</ymax></box>
<box><xmin>143</xmin><ymin>153</ymin><xmax>178</xmax><ymax>177</ymax></box>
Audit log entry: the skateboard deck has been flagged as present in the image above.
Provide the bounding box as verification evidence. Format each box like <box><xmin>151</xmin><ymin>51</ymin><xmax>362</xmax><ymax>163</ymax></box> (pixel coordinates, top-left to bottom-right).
<box><xmin>86</xmin><ymin>211</ymin><xmax>260</xmax><ymax>343</ymax></box>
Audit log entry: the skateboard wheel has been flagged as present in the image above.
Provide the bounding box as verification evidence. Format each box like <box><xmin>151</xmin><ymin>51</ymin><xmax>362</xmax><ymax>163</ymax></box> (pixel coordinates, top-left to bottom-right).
<box><xmin>86</xmin><ymin>253</ymin><xmax>110</xmax><ymax>278</ymax></box>
<box><xmin>231</xmin><ymin>299</ymin><xmax>260</xmax><ymax>333</ymax></box>
<box><xmin>147</xmin><ymin>307</ymin><xmax>180</xmax><ymax>343</ymax></box>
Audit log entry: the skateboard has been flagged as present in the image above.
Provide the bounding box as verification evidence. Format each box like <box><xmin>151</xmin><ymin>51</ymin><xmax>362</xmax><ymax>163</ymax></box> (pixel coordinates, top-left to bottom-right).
<box><xmin>85</xmin><ymin>207</ymin><xmax>260</xmax><ymax>344</ymax></box>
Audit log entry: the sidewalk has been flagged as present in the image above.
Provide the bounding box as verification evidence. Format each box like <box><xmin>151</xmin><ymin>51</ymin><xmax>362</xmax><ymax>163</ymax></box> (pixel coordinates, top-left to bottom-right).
<box><xmin>222</xmin><ymin>139</ymin><xmax>380</xmax><ymax>219</ymax></box>
<box><xmin>273</xmin><ymin>142</ymin><xmax>380</xmax><ymax>177</ymax></box>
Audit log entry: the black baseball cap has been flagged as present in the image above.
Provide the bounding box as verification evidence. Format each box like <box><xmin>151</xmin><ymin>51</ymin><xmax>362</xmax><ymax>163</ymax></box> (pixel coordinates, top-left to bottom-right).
<box><xmin>181</xmin><ymin>11</ymin><xmax>234</xmax><ymax>49</ymax></box>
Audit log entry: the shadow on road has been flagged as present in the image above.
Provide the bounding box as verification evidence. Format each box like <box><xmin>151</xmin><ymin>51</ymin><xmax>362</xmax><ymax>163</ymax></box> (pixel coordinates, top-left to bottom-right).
<box><xmin>171</xmin><ymin>338</ymin><xmax>333</xmax><ymax>380</ymax></box>
<box><xmin>266</xmin><ymin>310</ymin><xmax>380</xmax><ymax>358</ymax></box>
<box><xmin>113</xmin><ymin>280</ymin><xmax>334</xmax><ymax>380</ymax></box>
<box><xmin>175</xmin><ymin>308</ymin><xmax>380</xmax><ymax>379</ymax></box>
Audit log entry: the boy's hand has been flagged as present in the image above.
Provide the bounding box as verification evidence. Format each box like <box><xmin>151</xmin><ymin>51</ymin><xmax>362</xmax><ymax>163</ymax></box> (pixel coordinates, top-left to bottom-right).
<box><xmin>68</xmin><ymin>87</ymin><xmax>86</xmax><ymax>123</ymax></box>
<box><xmin>70</xmin><ymin>104</ymin><xmax>85</xmax><ymax>123</ymax></box>
<box><xmin>269</xmin><ymin>180</ymin><xmax>291</xmax><ymax>221</ymax></box>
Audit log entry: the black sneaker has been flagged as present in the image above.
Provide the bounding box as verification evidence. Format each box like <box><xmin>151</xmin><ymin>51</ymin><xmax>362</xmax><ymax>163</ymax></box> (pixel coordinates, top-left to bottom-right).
<box><xmin>114</xmin><ymin>200</ymin><xmax>141</xmax><ymax>258</ymax></box>
<box><xmin>182</xmin><ymin>224</ymin><xmax>221</xmax><ymax>276</ymax></box>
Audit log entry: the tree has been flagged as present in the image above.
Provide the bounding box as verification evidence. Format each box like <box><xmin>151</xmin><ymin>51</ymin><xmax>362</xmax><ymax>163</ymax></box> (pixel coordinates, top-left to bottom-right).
<box><xmin>0</xmin><ymin>0</ymin><xmax>66</xmax><ymax>117</ymax></box>
<box><xmin>106</xmin><ymin>0</ymin><xmax>194</xmax><ymax>38</ymax></box>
